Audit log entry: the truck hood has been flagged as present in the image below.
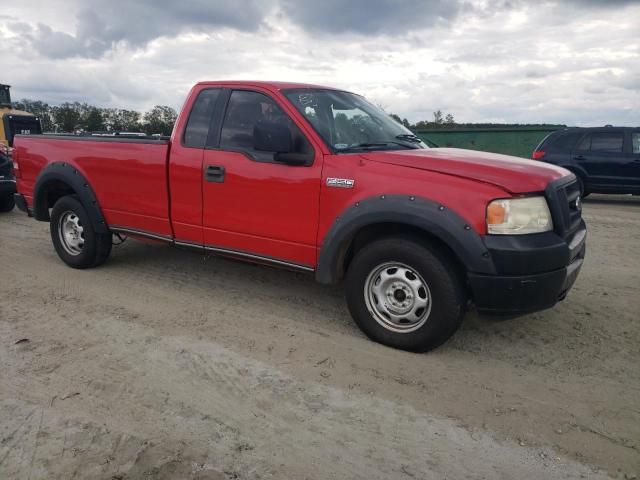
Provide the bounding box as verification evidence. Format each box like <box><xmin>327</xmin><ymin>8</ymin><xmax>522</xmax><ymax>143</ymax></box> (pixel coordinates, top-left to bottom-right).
<box><xmin>361</xmin><ymin>148</ymin><xmax>569</xmax><ymax>194</ymax></box>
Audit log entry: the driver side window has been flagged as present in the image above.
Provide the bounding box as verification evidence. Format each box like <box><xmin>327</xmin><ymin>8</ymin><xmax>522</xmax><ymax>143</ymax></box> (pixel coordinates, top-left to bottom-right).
<box><xmin>220</xmin><ymin>90</ymin><xmax>312</xmax><ymax>161</ymax></box>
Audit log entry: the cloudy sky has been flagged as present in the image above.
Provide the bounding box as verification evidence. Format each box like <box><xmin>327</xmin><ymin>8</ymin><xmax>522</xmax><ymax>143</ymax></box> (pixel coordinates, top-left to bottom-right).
<box><xmin>1</xmin><ymin>0</ymin><xmax>638</xmax><ymax>125</ymax></box>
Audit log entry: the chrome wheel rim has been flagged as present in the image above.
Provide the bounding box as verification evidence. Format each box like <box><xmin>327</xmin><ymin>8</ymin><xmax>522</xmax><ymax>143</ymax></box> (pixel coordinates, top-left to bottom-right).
<box><xmin>58</xmin><ymin>211</ymin><xmax>85</xmax><ymax>256</ymax></box>
<box><xmin>364</xmin><ymin>262</ymin><xmax>432</xmax><ymax>333</ymax></box>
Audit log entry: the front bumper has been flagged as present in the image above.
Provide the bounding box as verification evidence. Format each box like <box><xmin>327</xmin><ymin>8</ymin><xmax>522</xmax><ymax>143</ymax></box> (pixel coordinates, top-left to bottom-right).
<box><xmin>469</xmin><ymin>221</ymin><xmax>586</xmax><ymax>315</ymax></box>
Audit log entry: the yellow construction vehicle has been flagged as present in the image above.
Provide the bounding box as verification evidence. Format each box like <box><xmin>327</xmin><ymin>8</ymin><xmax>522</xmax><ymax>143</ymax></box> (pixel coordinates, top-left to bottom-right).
<box><xmin>1</xmin><ymin>84</ymin><xmax>42</xmax><ymax>147</ymax></box>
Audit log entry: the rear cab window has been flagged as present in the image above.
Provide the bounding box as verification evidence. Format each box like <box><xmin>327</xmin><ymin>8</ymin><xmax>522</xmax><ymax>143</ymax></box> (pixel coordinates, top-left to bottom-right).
<box><xmin>183</xmin><ymin>88</ymin><xmax>221</xmax><ymax>148</ymax></box>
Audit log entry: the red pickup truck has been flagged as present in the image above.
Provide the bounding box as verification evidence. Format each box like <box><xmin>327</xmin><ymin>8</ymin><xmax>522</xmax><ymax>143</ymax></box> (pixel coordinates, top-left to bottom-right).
<box><xmin>12</xmin><ymin>81</ymin><xmax>586</xmax><ymax>352</ymax></box>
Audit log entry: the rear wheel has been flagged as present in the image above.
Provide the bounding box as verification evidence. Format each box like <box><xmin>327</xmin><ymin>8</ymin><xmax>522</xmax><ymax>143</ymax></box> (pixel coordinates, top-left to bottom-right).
<box><xmin>345</xmin><ymin>236</ymin><xmax>466</xmax><ymax>352</ymax></box>
<box><xmin>50</xmin><ymin>195</ymin><xmax>112</xmax><ymax>268</ymax></box>
<box><xmin>0</xmin><ymin>194</ymin><xmax>14</xmax><ymax>212</ymax></box>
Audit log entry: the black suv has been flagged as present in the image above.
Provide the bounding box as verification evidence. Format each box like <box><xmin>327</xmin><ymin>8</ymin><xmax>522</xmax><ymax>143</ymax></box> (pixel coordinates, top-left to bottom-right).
<box><xmin>532</xmin><ymin>126</ymin><xmax>640</xmax><ymax>196</ymax></box>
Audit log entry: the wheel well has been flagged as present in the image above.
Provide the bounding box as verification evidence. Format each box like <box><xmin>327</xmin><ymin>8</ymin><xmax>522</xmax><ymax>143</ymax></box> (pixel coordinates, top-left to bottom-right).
<box><xmin>563</xmin><ymin>166</ymin><xmax>586</xmax><ymax>183</ymax></box>
<box><xmin>561</xmin><ymin>167</ymin><xmax>588</xmax><ymax>193</ymax></box>
<box><xmin>340</xmin><ymin>222</ymin><xmax>467</xmax><ymax>283</ymax></box>
<box><xmin>36</xmin><ymin>179</ymin><xmax>76</xmax><ymax>220</ymax></box>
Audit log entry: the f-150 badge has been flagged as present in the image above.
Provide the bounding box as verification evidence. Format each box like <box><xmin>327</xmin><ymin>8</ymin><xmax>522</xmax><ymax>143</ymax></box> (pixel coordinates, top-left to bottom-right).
<box><xmin>326</xmin><ymin>178</ymin><xmax>355</xmax><ymax>188</ymax></box>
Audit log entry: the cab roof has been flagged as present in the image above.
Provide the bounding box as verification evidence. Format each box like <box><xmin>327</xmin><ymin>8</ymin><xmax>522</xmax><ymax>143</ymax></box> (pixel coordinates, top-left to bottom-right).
<box><xmin>194</xmin><ymin>80</ymin><xmax>347</xmax><ymax>92</ymax></box>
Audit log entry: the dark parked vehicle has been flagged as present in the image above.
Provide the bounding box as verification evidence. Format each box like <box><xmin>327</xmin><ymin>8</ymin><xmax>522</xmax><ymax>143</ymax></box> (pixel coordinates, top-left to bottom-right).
<box><xmin>0</xmin><ymin>145</ymin><xmax>15</xmax><ymax>212</ymax></box>
<box><xmin>532</xmin><ymin>126</ymin><xmax>640</xmax><ymax>196</ymax></box>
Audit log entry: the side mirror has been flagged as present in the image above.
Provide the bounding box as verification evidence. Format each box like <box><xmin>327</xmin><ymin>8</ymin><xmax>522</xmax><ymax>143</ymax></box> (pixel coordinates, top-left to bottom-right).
<box><xmin>254</xmin><ymin>121</ymin><xmax>291</xmax><ymax>153</ymax></box>
<box><xmin>253</xmin><ymin>121</ymin><xmax>312</xmax><ymax>166</ymax></box>
<box><xmin>275</xmin><ymin>152</ymin><xmax>311</xmax><ymax>166</ymax></box>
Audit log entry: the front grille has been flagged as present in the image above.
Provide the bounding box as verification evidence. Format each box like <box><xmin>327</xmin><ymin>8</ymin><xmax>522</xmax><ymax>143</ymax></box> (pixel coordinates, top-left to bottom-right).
<box><xmin>558</xmin><ymin>178</ymin><xmax>583</xmax><ymax>235</ymax></box>
<box><xmin>545</xmin><ymin>175</ymin><xmax>584</xmax><ymax>239</ymax></box>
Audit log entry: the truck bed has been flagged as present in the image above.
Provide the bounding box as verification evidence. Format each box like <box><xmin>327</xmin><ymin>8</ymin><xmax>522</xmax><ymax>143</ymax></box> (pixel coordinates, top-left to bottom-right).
<box><xmin>15</xmin><ymin>134</ymin><xmax>173</xmax><ymax>237</ymax></box>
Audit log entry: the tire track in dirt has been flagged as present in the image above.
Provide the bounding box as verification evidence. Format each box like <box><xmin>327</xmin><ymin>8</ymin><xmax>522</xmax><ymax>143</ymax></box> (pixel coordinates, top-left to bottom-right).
<box><xmin>0</xmin><ymin>294</ymin><xmax>614</xmax><ymax>480</ymax></box>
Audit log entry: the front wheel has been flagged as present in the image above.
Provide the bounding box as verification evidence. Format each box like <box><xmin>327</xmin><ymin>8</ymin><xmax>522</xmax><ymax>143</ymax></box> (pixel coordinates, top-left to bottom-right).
<box><xmin>0</xmin><ymin>194</ymin><xmax>14</xmax><ymax>212</ymax></box>
<box><xmin>50</xmin><ymin>195</ymin><xmax>112</xmax><ymax>268</ymax></box>
<box><xmin>345</xmin><ymin>236</ymin><xmax>466</xmax><ymax>352</ymax></box>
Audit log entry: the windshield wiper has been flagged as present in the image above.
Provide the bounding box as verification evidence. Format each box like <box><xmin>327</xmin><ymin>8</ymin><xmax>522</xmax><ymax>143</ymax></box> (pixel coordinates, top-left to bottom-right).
<box><xmin>339</xmin><ymin>141</ymin><xmax>418</xmax><ymax>152</ymax></box>
<box><xmin>395</xmin><ymin>134</ymin><xmax>423</xmax><ymax>143</ymax></box>
<box><xmin>337</xmin><ymin>143</ymin><xmax>393</xmax><ymax>152</ymax></box>
<box><xmin>388</xmin><ymin>140</ymin><xmax>421</xmax><ymax>149</ymax></box>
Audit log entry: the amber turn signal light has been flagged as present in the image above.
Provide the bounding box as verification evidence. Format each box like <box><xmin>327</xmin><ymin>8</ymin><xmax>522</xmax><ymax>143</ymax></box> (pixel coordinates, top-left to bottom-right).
<box><xmin>487</xmin><ymin>202</ymin><xmax>506</xmax><ymax>225</ymax></box>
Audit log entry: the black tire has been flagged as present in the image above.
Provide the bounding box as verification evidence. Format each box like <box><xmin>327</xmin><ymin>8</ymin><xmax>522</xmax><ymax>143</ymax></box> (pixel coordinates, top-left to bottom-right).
<box><xmin>50</xmin><ymin>195</ymin><xmax>112</xmax><ymax>269</ymax></box>
<box><xmin>345</xmin><ymin>236</ymin><xmax>466</xmax><ymax>352</ymax></box>
<box><xmin>0</xmin><ymin>194</ymin><xmax>14</xmax><ymax>213</ymax></box>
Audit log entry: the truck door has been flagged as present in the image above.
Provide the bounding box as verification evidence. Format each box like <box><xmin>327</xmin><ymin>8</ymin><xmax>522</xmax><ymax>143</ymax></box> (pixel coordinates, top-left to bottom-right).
<box><xmin>200</xmin><ymin>89</ymin><xmax>322</xmax><ymax>269</ymax></box>
<box><xmin>572</xmin><ymin>129</ymin><xmax>626</xmax><ymax>188</ymax></box>
<box><xmin>169</xmin><ymin>88</ymin><xmax>224</xmax><ymax>244</ymax></box>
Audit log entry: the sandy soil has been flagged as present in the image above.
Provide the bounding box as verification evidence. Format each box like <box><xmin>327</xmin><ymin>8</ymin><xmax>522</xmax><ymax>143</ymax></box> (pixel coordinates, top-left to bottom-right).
<box><xmin>1</xmin><ymin>195</ymin><xmax>638</xmax><ymax>479</ymax></box>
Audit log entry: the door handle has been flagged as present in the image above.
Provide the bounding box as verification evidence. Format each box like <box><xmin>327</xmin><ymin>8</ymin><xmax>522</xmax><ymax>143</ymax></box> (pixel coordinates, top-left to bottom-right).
<box><xmin>205</xmin><ymin>165</ymin><xmax>225</xmax><ymax>183</ymax></box>
<box><xmin>573</xmin><ymin>155</ymin><xmax>586</xmax><ymax>161</ymax></box>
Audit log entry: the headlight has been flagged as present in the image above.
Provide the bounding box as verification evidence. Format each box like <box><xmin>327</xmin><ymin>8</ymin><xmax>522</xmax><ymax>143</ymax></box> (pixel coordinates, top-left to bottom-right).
<box><xmin>487</xmin><ymin>196</ymin><xmax>553</xmax><ymax>235</ymax></box>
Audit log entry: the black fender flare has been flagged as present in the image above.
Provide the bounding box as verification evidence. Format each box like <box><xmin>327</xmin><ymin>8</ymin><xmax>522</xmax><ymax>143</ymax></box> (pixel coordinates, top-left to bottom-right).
<box><xmin>315</xmin><ymin>194</ymin><xmax>496</xmax><ymax>284</ymax></box>
<box><xmin>33</xmin><ymin>162</ymin><xmax>109</xmax><ymax>233</ymax></box>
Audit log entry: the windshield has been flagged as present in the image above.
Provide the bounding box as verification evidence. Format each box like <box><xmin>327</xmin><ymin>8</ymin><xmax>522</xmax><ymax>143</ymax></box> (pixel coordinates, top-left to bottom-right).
<box><xmin>284</xmin><ymin>89</ymin><xmax>428</xmax><ymax>152</ymax></box>
<box><xmin>0</xmin><ymin>86</ymin><xmax>10</xmax><ymax>107</ymax></box>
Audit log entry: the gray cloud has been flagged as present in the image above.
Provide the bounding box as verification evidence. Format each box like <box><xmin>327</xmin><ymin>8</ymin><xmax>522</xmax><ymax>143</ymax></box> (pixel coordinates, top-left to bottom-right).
<box><xmin>7</xmin><ymin>0</ymin><xmax>467</xmax><ymax>59</ymax></box>
<box><xmin>6</xmin><ymin>0</ymin><xmax>640</xmax><ymax>61</ymax></box>
<box><xmin>8</xmin><ymin>0</ymin><xmax>272</xmax><ymax>59</ymax></box>
<box><xmin>281</xmin><ymin>0</ymin><xmax>461</xmax><ymax>34</ymax></box>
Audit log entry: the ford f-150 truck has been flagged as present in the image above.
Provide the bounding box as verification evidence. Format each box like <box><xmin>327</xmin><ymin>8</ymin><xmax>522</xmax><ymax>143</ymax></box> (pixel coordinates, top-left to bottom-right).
<box><xmin>12</xmin><ymin>81</ymin><xmax>586</xmax><ymax>352</ymax></box>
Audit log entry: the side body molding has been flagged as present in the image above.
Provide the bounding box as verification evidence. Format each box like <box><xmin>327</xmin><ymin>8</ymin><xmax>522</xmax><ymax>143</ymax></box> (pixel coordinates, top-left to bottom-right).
<box><xmin>33</xmin><ymin>162</ymin><xmax>109</xmax><ymax>233</ymax></box>
<box><xmin>315</xmin><ymin>195</ymin><xmax>496</xmax><ymax>284</ymax></box>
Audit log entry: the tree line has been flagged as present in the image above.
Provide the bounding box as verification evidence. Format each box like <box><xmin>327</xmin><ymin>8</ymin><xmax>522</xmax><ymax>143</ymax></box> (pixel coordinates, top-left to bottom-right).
<box><xmin>390</xmin><ymin>110</ymin><xmax>455</xmax><ymax>130</ymax></box>
<box><xmin>13</xmin><ymin>99</ymin><xmax>564</xmax><ymax>136</ymax></box>
<box><xmin>13</xmin><ymin>99</ymin><xmax>178</xmax><ymax>136</ymax></box>
<box><xmin>390</xmin><ymin>110</ymin><xmax>565</xmax><ymax>130</ymax></box>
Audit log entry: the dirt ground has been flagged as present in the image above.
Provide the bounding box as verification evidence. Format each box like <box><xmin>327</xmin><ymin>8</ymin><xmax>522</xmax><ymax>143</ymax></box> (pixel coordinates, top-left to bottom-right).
<box><xmin>1</xmin><ymin>194</ymin><xmax>638</xmax><ymax>479</ymax></box>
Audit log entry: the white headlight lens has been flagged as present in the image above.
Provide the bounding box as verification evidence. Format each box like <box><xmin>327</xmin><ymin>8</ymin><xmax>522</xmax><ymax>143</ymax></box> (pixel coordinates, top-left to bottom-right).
<box><xmin>487</xmin><ymin>196</ymin><xmax>553</xmax><ymax>235</ymax></box>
